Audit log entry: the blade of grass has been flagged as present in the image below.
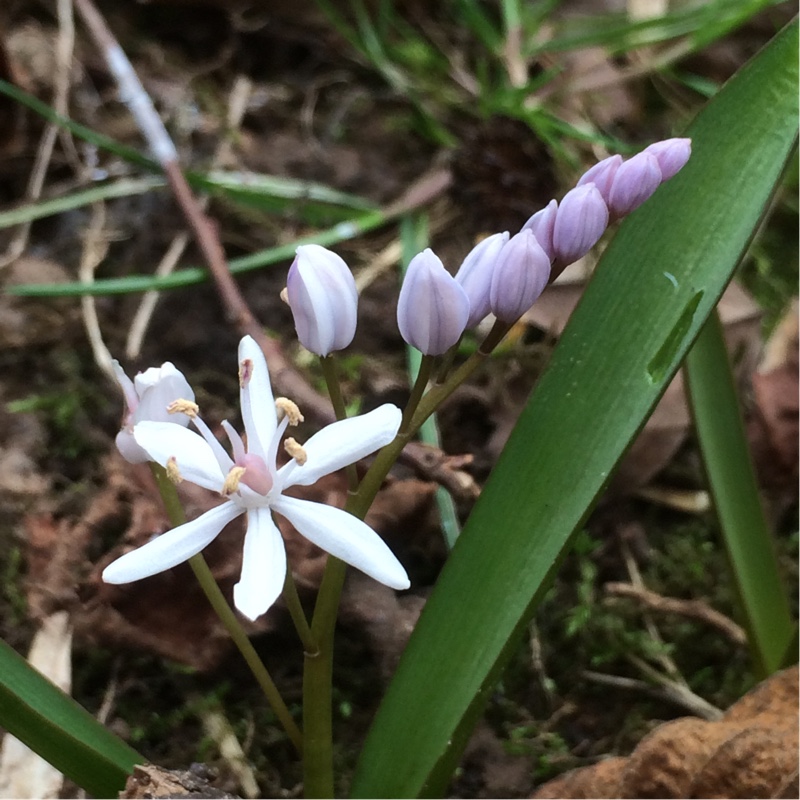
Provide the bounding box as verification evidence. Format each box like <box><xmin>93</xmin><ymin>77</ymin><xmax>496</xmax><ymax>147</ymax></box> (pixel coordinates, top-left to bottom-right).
<box><xmin>527</xmin><ymin>0</ymin><xmax>783</xmax><ymax>56</ymax></box>
<box><xmin>0</xmin><ymin>80</ymin><xmax>377</xmax><ymax>227</ymax></box>
<box><xmin>0</xmin><ymin>176</ymin><xmax>164</xmax><ymax>230</ymax></box>
<box><xmin>684</xmin><ymin>310</ymin><xmax>795</xmax><ymax>677</ymax></box>
<box><xmin>0</xmin><ymin>638</ymin><xmax>140</xmax><ymax>797</ymax></box>
<box><xmin>8</xmin><ymin>210</ymin><xmax>387</xmax><ymax>297</ymax></box>
<box><xmin>351</xmin><ymin>20</ymin><xmax>798</xmax><ymax>798</ymax></box>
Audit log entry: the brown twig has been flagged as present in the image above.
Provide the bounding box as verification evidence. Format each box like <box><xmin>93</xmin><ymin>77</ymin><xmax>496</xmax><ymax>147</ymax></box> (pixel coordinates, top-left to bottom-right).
<box><xmin>582</xmin><ymin>669</ymin><xmax>722</xmax><ymax>721</ymax></box>
<box><xmin>604</xmin><ymin>582</ymin><xmax>747</xmax><ymax>646</ymax></box>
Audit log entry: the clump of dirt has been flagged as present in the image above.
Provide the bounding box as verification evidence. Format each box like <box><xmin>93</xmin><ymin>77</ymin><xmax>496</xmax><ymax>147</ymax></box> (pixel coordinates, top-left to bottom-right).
<box><xmin>532</xmin><ymin>665</ymin><xmax>799</xmax><ymax>799</ymax></box>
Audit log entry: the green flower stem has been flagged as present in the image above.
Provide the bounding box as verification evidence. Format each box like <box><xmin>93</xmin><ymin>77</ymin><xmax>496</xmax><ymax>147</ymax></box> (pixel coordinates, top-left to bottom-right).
<box><xmin>303</xmin><ymin>556</ymin><xmax>346</xmax><ymax>798</ymax></box>
<box><xmin>302</xmin><ymin>322</ymin><xmax>509</xmax><ymax>795</ymax></box>
<box><xmin>282</xmin><ymin>569</ymin><xmax>317</xmax><ymax>655</ymax></box>
<box><xmin>148</xmin><ymin>463</ymin><xmax>304</xmax><ymax>754</ymax></box>
<box><xmin>320</xmin><ymin>354</ymin><xmax>358</xmax><ymax>492</ymax></box>
<box><xmin>352</xmin><ymin>320</ymin><xmax>509</xmax><ymax>518</ymax></box>
<box><xmin>400</xmin><ymin>354</ymin><xmax>434</xmax><ymax>433</ymax></box>
<box><xmin>302</xmin><ymin>354</ymin><xmax>358</xmax><ymax>797</ymax></box>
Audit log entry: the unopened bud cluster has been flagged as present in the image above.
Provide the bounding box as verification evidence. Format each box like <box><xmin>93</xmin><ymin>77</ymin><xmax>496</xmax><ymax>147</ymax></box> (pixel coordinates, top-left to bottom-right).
<box><xmin>281</xmin><ymin>138</ymin><xmax>691</xmax><ymax>355</ymax></box>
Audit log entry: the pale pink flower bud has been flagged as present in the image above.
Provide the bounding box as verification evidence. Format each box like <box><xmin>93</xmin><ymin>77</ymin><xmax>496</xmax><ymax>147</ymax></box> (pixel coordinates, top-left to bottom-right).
<box><xmin>576</xmin><ymin>154</ymin><xmax>622</xmax><ymax>205</ymax></box>
<box><xmin>607</xmin><ymin>151</ymin><xmax>662</xmax><ymax>218</ymax></box>
<box><xmin>455</xmin><ymin>232</ymin><xmax>509</xmax><ymax>328</ymax></box>
<box><xmin>112</xmin><ymin>361</ymin><xmax>194</xmax><ymax>464</ymax></box>
<box><xmin>644</xmin><ymin>137</ymin><xmax>692</xmax><ymax>180</ymax></box>
<box><xmin>286</xmin><ymin>244</ymin><xmax>358</xmax><ymax>356</ymax></box>
<box><xmin>489</xmin><ymin>230</ymin><xmax>551</xmax><ymax>323</ymax></box>
<box><xmin>521</xmin><ymin>199</ymin><xmax>558</xmax><ymax>261</ymax></box>
<box><xmin>552</xmin><ymin>184</ymin><xmax>609</xmax><ymax>265</ymax></box>
<box><xmin>398</xmin><ymin>249</ymin><xmax>470</xmax><ymax>355</ymax></box>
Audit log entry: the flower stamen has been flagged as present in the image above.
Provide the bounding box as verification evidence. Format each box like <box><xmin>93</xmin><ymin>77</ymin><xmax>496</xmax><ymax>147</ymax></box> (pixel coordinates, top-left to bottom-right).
<box><xmin>276</xmin><ymin>398</ymin><xmax>304</xmax><ymax>426</ymax></box>
<box><xmin>222</xmin><ymin>466</ymin><xmax>247</xmax><ymax>496</ymax></box>
<box><xmin>284</xmin><ymin>437</ymin><xmax>308</xmax><ymax>465</ymax></box>
<box><xmin>166</xmin><ymin>456</ymin><xmax>183</xmax><ymax>484</ymax></box>
<box><xmin>168</xmin><ymin>398</ymin><xmax>199</xmax><ymax>418</ymax></box>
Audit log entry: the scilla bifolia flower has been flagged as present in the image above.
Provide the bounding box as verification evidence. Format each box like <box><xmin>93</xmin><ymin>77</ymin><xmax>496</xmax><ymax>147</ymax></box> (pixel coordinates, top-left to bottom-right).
<box><xmin>454</xmin><ymin>232</ymin><xmax>509</xmax><ymax>328</ymax></box>
<box><xmin>521</xmin><ymin>199</ymin><xmax>558</xmax><ymax>262</ymax></box>
<box><xmin>577</xmin><ymin>138</ymin><xmax>692</xmax><ymax>220</ymax></box>
<box><xmin>551</xmin><ymin>184</ymin><xmax>609</xmax><ymax>265</ymax></box>
<box><xmin>112</xmin><ymin>361</ymin><xmax>194</xmax><ymax>464</ymax></box>
<box><xmin>576</xmin><ymin>154</ymin><xmax>622</xmax><ymax>201</ymax></box>
<box><xmin>606</xmin><ymin>151</ymin><xmax>663</xmax><ymax>218</ymax></box>
<box><xmin>285</xmin><ymin>244</ymin><xmax>358</xmax><ymax>356</ymax></box>
<box><xmin>103</xmin><ymin>336</ymin><xmax>409</xmax><ymax>621</ymax></box>
<box><xmin>644</xmin><ymin>137</ymin><xmax>692</xmax><ymax>180</ymax></box>
<box><xmin>398</xmin><ymin>248</ymin><xmax>470</xmax><ymax>355</ymax></box>
<box><xmin>489</xmin><ymin>229</ymin><xmax>551</xmax><ymax>323</ymax></box>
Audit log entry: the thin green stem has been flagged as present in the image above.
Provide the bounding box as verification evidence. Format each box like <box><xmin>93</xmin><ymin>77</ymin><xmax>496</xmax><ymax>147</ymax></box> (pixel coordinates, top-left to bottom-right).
<box><xmin>301</xmin><ymin>321</ymin><xmax>509</xmax><ymax>794</ymax></box>
<box><xmin>282</xmin><ymin>569</ymin><xmax>317</xmax><ymax>655</ymax></box>
<box><xmin>301</xmin><ymin>353</ymin><xmax>359</xmax><ymax>796</ymax></box>
<box><xmin>148</xmin><ymin>463</ymin><xmax>303</xmax><ymax>754</ymax></box>
<box><xmin>320</xmin><ymin>354</ymin><xmax>358</xmax><ymax>490</ymax></box>
<box><xmin>302</xmin><ymin>555</ymin><xmax>347</xmax><ymax>798</ymax></box>
<box><xmin>352</xmin><ymin>321</ymin><xmax>509</xmax><ymax>518</ymax></box>
<box><xmin>400</xmin><ymin>355</ymin><xmax>434</xmax><ymax>432</ymax></box>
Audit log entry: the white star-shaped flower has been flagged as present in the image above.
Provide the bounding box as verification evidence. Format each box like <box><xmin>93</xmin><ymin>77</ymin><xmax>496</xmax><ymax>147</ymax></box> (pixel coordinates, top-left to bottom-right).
<box><xmin>102</xmin><ymin>336</ymin><xmax>409</xmax><ymax>621</ymax></box>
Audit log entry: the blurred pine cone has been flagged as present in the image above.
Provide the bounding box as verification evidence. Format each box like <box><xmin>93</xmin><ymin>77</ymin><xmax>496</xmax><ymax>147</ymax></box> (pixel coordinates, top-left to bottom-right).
<box><xmin>450</xmin><ymin>115</ymin><xmax>558</xmax><ymax>234</ymax></box>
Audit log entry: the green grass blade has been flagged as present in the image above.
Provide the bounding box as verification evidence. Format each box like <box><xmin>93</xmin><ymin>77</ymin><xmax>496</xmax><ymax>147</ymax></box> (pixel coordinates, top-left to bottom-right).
<box><xmin>0</xmin><ymin>79</ymin><xmax>157</xmax><ymax>171</ymax></box>
<box><xmin>0</xmin><ymin>638</ymin><xmax>141</xmax><ymax>797</ymax></box>
<box><xmin>351</xmin><ymin>20</ymin><xmax>798</xmax><ymax>798</ymax></box>
<box><xmin>0</xmin><ymin>177</ymin><xmax>165</xmax><ymax>230</ymax></box>
<box><xmin>7</xmin><ymin>210</ymin><xmax>388</xmax><ymax>297</ymax></box>
<box><xmin>684</xmin><ymin>310</ymin><xmax>795</xmax><ymax>677</ymax></box>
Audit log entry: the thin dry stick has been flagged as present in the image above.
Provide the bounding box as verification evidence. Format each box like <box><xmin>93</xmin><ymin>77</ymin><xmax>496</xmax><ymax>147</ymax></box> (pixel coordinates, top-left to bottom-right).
<box><xmin>0</xmin><ymin>0</ymin><xmax>75</xmax><ymax>268</ymax></box>
<box><xmin>582</xmin><ymin>669</ymin><xmax>722</xmax><ymax>720</ymax></box>
<box><xmin>79</xmin><ymin>202</ymin><xmax>114</xmax><ymax>377</ymax></box>
<box><xmin>125</xmin><ymin>231</ymin><xmax>190</xmax><ymax>358</ymax></box>
<box><xmin>619</xmin><ymin>537</ymin><xmax>687</xmax><ymax>685</ymax></box>
<box><xmin>125</xmin><ymin>75</ymin><xmax>253</xmax><ymax>358</ymax></box>
<box><xmin>604</xmin><ymin>582</ymin><xmax>747</xmax><ymax>646</ymax></box>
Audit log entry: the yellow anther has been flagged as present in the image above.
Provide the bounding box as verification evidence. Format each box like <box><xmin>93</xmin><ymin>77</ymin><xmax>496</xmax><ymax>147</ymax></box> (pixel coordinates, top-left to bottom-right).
<box><xmin>276</xmin><ymin>397</ymin><xmax>304</xmax><ymax>426</ymax></box>
<box><xmin>222</xmin><ymin>466</ymin><xmax>247</xmax><ymax>496</ymax></box>
<box><xmin>166</xmin><ymin>456</ymin><xmax>183</xmax><ymax>484</ymax></box>
<box><xmin>284</xmin><ymin>437</ymin><xmax>308</xmax><ymax>465</ymax></box>
<box><xmin>279</xmin><ymin>287</ymin><xmax>289</xmax><ymax>305</ymax></box>
<box><xmin>168</xmin><ymin>398</ymin><xmax>199</xmax><ymax>418</ymax></box>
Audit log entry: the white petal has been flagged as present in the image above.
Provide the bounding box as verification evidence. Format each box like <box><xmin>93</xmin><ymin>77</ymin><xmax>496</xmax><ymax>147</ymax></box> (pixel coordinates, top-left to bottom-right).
<box><xmin>273</xmin><ymin>496</ymin><xmax>409</xmax><ymax>590</ymax></box>
<box><xmin>115</xmin><ymin>429</ymin><xmax>149</xmax><ymax>464</ymax></box>
<box><xmin>134</xmin><ymin>421</ymin><xmax>226</xmax><ymax>492</ymax></box>
<box><xmin>102</xmin><ymin>502</ymin><xmax>242</xmax><ymax>583</ymax></box>
<box><xmin>233</xmin><ymin>509</ymin><xmax>287</xmax><ymax>621</ymax></box>
<box><xmin>135</xmin><ymin>367</ymin><xmax>195</xmax><ymax>426</ymax></box>
<box><xmin>238</xmin><ymin>336</ymin><xmax>277</xmax><ymax>461</ymax></box>
<box><xmin>283</xmin><ymin>404</ymin><xmax>401</xmax><ymax>487</ymax></box>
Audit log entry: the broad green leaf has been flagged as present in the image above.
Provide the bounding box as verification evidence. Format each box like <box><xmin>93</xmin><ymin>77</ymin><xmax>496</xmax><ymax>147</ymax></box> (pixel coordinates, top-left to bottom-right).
<box><xmin>351</xmin><ymin>20</ymin><xmax>798</xmax><ymax>799</ymax></box>
<box><xmin>0</xmin><ymin>638</ymin><xmax>141</xmax><ymax>797</ymax></box>
<box><xmin>685</xmin><ymin>311</ymin><xmax>794</xmax><ymax>677</ymax></box>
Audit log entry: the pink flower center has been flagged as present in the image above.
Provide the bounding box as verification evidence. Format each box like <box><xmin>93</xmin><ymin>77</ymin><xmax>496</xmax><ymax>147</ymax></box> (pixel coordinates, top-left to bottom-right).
<box><xmin>236</xmin><ymin>453</ymin><xmax>273</xmax><ymax>495</ymax></box>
